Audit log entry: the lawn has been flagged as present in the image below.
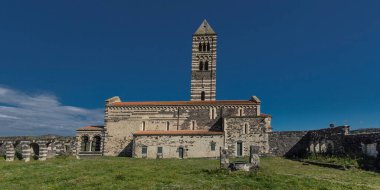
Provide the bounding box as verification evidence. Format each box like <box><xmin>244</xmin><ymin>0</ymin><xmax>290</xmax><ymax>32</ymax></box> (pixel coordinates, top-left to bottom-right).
<box><xmin>0</xmin><ymin>156</ymin><xmax>379</xmax><ymax>190</ymax></box>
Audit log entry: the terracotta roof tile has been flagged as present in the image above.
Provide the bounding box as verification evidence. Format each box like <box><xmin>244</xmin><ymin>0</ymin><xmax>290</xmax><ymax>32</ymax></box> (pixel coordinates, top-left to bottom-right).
<box><xmin>111</xmin><ymin>100</ymin><xmax>258</xmax><ymax>107</ymax></box>
<box><xmin>134</xmin><ymin>130</ymin><xmax>224</xmax><ymax>136</ymax></box>
<box><xmin>76</xmin><ymin>126</ymin><xmax>104</xmax><ymax>131</ymax></box>
<box><xmin>259</xmin><ymin>114</ymin><xmax>272</xmax><ymax>118</ymax></box>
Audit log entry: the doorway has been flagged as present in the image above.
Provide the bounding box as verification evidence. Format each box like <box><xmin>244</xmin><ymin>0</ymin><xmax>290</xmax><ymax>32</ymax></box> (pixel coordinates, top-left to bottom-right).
<box><xmin>237</xmin><ymin>142</ymin><xmax>243</xmax><ymax>157</ymax></box>
<box><xmin>179</xmin><ymin>147</ymin><xmax>184</xmax><ymax>159</ymax></box>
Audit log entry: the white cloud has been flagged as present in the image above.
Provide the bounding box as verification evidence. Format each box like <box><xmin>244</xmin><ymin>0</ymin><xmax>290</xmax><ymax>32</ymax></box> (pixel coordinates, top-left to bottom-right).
<box><xmin>0</xmin><ymin>86</ymin><xmax>103</xmax><ymax>136</ymax></box>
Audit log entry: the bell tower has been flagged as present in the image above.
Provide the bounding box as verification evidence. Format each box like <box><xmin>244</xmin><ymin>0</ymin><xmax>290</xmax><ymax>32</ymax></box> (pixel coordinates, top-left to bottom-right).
<box><xmin>190</xmin><ymin>20</ymin><xmax>217</xmax><ymax>101</ymax></box>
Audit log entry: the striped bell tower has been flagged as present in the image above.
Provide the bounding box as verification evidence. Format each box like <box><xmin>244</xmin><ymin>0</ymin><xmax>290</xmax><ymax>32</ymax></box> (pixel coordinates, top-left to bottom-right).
<box><xmin>190</xmin><ymin>20</ymin><xmax>217</xmax><ymax>101</ymax></box>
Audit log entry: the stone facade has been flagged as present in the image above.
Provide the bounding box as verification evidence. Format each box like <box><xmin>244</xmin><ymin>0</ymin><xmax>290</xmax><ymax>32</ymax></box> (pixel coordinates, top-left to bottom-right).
<box><xmin>99</xmin><ymin>99</ymin><xmax>271</xmax><ymax>158</ymax></box>
<box><xmin>224</xmin><ymin>117</ymin><xmax>271</xmax><ymax>156</ymax></box>
<box><xmin>75</xmin><ymin>20</ymin><xmax>273</xmax><ymax>159</ymax></box>
<box><xmin>133</xmin><ymin>132</ymin><xmax>224</xmax><ymax>159</ymax></box>
<box><xmin>76</xmin><ymin>126</ymin><xmax>105</xmax><ymax>158</ymax></box>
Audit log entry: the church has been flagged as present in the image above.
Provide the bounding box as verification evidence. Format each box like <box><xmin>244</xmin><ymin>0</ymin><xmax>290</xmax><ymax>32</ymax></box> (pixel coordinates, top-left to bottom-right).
<box><xmin>76</xmin><ymin>20</ymin><xmax>272</xmax><ymax>159</ymax></box>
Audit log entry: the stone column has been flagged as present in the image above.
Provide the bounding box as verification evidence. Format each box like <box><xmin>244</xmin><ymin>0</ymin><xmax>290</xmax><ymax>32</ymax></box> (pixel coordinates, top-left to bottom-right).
<box><xmin>88</xmin><ymin>140</ymin><xmax>92</xmax><ymax>152</ymax></box>
<box><xmin>21</xmin><ymin>141</ymin><xmax>31</xmax><ymax>162</ymax></box>
<box><xmin>75</xmin><ymin>137</ymin><xmax>81</xmax><ymax>159</ymax></box>
<box><xmin>5</xmin><ymin>141</ymin><xmax>15</xmax><ymax>162</ymax></box>
<box><xmin>37</xmin><ymin>141</ymin><xmax>48</xmax><ymax>161</ymax></box>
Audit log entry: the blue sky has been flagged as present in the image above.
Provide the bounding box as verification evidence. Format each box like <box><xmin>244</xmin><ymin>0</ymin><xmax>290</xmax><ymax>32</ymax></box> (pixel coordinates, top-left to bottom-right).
<box><xmin>0</xmin><ymin>1</ymin><xmax>380</xmax><ymax>136</ymax></box>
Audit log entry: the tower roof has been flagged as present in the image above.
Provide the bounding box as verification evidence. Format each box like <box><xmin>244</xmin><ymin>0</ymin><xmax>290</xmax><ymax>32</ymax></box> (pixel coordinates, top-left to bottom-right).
<box><xmin>194</xmin><ymin>19</ymin><xmax>216</xmax><ymax>35</ymax></box>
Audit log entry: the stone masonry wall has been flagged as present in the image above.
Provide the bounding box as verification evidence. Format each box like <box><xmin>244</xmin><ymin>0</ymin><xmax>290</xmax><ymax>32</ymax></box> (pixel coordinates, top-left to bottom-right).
<box><xmin>104</xmin><ymin>105</ymin><xmax>259</xmax><ymax>156</ymax></box>
<box><xmin>133</xmin><ymin>134</ymin><xmax>223</xmax><ymax>159</ymax></box>
<box><xmin>344</xmin><ymin>133</ymin><xmax>380</xmax><ymax>158</ymax></box>
<box><xmin>224</xmin><ymin>117</ymin><xmax>270</xmax><ymax>157</ymax></box>
<box><xmin>268</xmin><ymin>131</ymin><xmax>308</xmax><ymax>157</ymax></box>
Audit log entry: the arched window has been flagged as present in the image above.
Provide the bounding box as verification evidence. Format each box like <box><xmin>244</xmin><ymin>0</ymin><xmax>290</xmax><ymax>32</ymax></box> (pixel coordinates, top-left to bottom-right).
<box><xmin>92</xmin><ymin>136</ymin><xmax>101</xmax><ymax>152</ymax></box>
<box><xmin>198</xmin><ymin>42</ymin><xmax>202</xmax><ymax>51</ymax></box>
<box><xmin>166</xmin><ymin>122</ymin><xmax>170</xmax><ymax>131</ymax></box>
<box><xmin>207</xmin><ymin>42</ymin><xmax>210</xmax><ymax>51</ymax></box>
<box><xmin>239</xmin><ymin>108</ymin><xmax>243</xmax><ymax>116</ymax></box>
<box><xmin>201</xmin><ymin>91</ymin><xmax>205</xmax><ymax>101</ymax></box>
<box><xmin>199</xmin><ymin>61</ymin><xmax>203</xmax><ymax>71</ymax></box>
<box><xmin>244</xmin><ymin>124</ymin><xmax>248</xmax><ymax>134</ymax></box>
<box><xmin>192</xmin><ymin>121</ymin><xmax>195</xmax><ymax>130</ymax></box>
<box><xmin>81</xmin><ymin>136</ymin><xmax>89</xmax><ymax>152</ymax></box>
<box><xmin>204</xmin><ymin>61</ymin><xmax>209</xmax><ymax>71</ymax></box>
<box><xmin>202</xmin><ymin>43</ymin><xmax>206</xmax><ymax>51</ymax></box>
<box><xmin>142</xmin><ymin>121</ymin><xmax>146</xmax><ymax>131</ymax></box>
<box><xmin>210</xmin><ymin>141</ymin><xmax>216</xmax><ymax>151</ymax></box>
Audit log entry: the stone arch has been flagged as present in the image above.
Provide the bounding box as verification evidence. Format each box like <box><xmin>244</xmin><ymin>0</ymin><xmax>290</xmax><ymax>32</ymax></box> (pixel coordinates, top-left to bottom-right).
<box><xmin>46</xmin><ymin>142</ymin><xmax>56</xmax><ymax>158</ymax></box>
<box><xmin>309</xmin><ymin>142</ymin><xmax>315</xmax><ymax>153</ymax></box>
<box><xmin>30</xmin><ymin>143</ymin><xmax>40</xmax><ymax>160</ymax></box>
<box><xmin>326</xmin><ymin>143</ymin><xmax>334</xmax><ymax>155</ymax></box>
<box><xmin>13</xmin><ymin>141</ymin><xmax>23</xmax><ymax>160</ymax></box>
<box><xmin>91</xmin><ymin>136</ymin><xmax>102</xmax><ymax>152</ymax></box>
<box><xmin>320</xmin><ymin>140</ymin><xmax>327</xmax><ymax>153</ymax></box>
<box><xmin>314</xmin><ymin>141</ymin><xmax>320</xmax><ymax>153</ymax></box>
<box><xmin>80</xmin><ymin>135</ymin><xmax>90</xmax><ymax>152</ymax></box>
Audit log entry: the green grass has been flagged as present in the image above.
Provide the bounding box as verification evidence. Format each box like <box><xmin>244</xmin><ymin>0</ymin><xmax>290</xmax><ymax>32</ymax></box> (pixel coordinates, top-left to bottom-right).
<box><xmin>0</xmin><ymin>156</ymin><xmax>379</xmax><ymax>190</ymax></box>
<box><xmin>303</xmin><ymin>154</ymin><xmax>360</xmax><ymax>167</ymax></box>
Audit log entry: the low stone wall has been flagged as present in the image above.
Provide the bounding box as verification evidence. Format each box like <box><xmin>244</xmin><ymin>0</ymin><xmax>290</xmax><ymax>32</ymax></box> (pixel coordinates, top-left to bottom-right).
<box><xmin>269</xmin><ymin>126</ymin><xmax>380</xmax><ymax>158</ymax></box>
<box><xmin>268</xmin><ymin>131</ymin><xmax>308</xmax><ymax>157</ymax></box>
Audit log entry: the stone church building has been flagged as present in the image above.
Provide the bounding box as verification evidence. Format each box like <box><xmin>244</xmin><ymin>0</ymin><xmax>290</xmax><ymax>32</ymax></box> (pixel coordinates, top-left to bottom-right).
<box><xmin>76</xmin><ymin>20</ymin><xmax>272</xmax><ymax>159</ymax></box>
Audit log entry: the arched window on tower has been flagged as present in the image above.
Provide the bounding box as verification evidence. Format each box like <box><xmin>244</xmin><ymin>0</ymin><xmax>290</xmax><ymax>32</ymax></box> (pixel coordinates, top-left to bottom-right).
<box><xmin>204</xmin><ymin>61</ymin><xmax>209</xmax><ymax>71</ymax></box>
<box><xmin>202</xmin><ymin>43</ymin><xmax>207</xmax><ymax>52</ymax></box>
<box><xmin>201</xmin><ymin>91</ymin><xmax>205</xmax><ymax>101</ymax></box>
<box><xmin>207</xmin><ymin>42</ymin><xmax>210</xmax><ymax>51</ymax></box>
<box><xmin>199</xmin><ymin>61</ymin><xmax>203</xmax><ymax>71</ymax></box>
<box><xmin>198</xmin><ymin>42</ymin><xmax>202</xmax><ymax>51</ymax></box>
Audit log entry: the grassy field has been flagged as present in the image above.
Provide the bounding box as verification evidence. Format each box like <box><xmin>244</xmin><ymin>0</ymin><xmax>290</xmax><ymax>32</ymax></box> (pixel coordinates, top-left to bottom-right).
<box><xmin>0</xmin><ymin>156</ymin><xmax>379</xmax><ymax>190</ymax></box>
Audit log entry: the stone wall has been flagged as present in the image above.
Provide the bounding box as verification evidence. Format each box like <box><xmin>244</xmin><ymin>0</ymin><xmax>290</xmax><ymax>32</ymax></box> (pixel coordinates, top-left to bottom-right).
<box><xmin>104</xmin><ymin>103</ymin><xmax>260</xmax><ymax>156</ymax></box>
<box><xmin>133</xmin><ymin>134</ymin><xmax>223</xmax><ymax>159</ymax></box>
<box><xmin>344</xmin><ymin>133</ymin><xmax>380</xmax><ymax>158</ymax></box>
<box><xmin>268</xmin><ymin>125</ymin><xmax>380</xmax><ymax>170</ymax></box>
<box><xmin>224</xmin><ymin>117</ymin><xmax>270</xmax><ymax>157</ymax></box>
<box><xmin>268</xmin><ymin>131</ymin><xmax>308</xmax><ymax>157</ymax></box>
